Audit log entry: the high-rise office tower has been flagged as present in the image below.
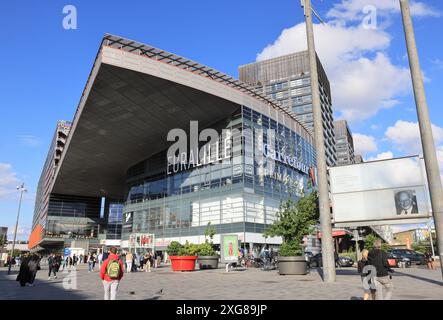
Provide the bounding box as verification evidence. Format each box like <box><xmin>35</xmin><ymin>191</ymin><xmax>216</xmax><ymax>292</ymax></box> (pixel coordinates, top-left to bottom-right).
<box><xmin>355</xmin><ymin>155</ymin><xmax>364</xmax><ymax>163</ymax></box>
<box><xmin>239</xmin><ymin>51</ymin><xmax>336</xmax><ymax>166</ymax></box>
<box><xmin>334</xmin><ymin>119</ymin><xmax>355</xmax><ymax>166</ymax></box>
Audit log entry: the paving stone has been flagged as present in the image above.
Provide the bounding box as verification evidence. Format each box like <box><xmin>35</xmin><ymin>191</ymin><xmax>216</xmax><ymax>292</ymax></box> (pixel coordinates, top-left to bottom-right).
<box><xmin>1</xmin><ymin>264</ymin><xmax>442</xmax><ymax>300</ymax></box>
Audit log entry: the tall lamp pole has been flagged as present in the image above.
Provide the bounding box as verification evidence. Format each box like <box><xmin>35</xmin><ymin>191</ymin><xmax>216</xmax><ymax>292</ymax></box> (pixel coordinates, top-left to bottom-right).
<box><xmin>302</xmin><ymin>0</ymin><xmax>336</xmax><ymax>282</ymax></box>
<box><xmin>399</xmin><ymin>0</ymin><xmax>443</xmax><ymax>279</ymax></box>
<box><xmin>8</xmin><ymin>183</ymin><xmax>27</xmax><ymax>275</ymax></box>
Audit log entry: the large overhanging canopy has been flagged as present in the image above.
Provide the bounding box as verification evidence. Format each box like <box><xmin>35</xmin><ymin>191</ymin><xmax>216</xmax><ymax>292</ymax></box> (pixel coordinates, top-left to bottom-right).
<box><xmin>52</xmin><ymin>62</ymin><xmax>241</xmax><ymax>199</ymax></box>
<box><xmin>52</xmin><ymin>34</ymin><xmax>311</xmax><ymax>200</ymax></box>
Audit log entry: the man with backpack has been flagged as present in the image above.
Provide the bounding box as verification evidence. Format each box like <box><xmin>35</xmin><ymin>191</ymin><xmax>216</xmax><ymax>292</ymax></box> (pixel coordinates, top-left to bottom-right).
<box><xmin>100</xmin><ymin>247</ymin><xmax>124</xmax><ymax>300</ymax></box>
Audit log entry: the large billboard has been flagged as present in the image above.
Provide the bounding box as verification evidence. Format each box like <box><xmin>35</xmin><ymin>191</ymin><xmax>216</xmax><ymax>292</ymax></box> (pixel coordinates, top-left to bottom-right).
<box><xmin>330</xmin><ymin>156</ymin><xmax>432</xmax><ymax>226</ymax></box>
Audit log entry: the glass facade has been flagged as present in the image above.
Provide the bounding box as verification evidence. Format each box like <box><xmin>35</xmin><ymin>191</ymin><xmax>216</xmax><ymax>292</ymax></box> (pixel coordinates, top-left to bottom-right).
<box><xmin>44</xmin><ymin>194</ymin><xmax>102</xmax><ymax>240</ymax></box>
<box><xmin>106</xmin><ymin>203</ymin><xmax>124</xmax><ymax>240</ymax></box>
<box><xmin>123</xmin><ymin>105</ymin><xmax>316</xmax><ymax>245</ymax></box>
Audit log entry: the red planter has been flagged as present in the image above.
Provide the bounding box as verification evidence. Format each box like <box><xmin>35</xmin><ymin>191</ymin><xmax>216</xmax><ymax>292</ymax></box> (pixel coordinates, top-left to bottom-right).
<box><xmin>169</xmin><ymin>256</ymin><xmax>198</xmax><ymax>271</ymax></box>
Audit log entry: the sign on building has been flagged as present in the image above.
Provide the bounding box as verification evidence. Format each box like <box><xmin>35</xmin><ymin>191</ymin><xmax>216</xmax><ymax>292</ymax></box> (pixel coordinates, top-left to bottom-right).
<box><xmin>330</xmin><ymin>156</ymin><xmax>432</xmax><ymax>227</ymax></box>
<box><xmin>125</xmin><ymin>233</ymin><xmax>155</xmax><ymax>250</ymax></box>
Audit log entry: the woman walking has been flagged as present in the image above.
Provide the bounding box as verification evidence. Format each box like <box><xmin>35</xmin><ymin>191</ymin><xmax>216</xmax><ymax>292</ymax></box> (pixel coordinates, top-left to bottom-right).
<box><xmin>357</xmin><ymin>249</ymin><xmax>375</xmax><ymax>300</ymax></box>
<box><xmin>425</xmin><ymin>250</ymin><xmax>435</xmax><ymax>270</ymax></box>
<box><xmin>87</xmin><ymin>253</ymin><xmax>94</xmax><ymax>272</ymax></box>
<box><xmin>27</xmin><ymin>254</ymin><xmax>41</xmax><ymax>287</ymax></box>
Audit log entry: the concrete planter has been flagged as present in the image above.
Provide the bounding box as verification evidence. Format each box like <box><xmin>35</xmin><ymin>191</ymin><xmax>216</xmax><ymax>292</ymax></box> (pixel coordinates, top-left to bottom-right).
<box><xmin>278</xmin><ymin>256</ymin><xmax>307</xmax><ymax>275</ymax></box>
<box><xmin>198</xmin><ymin>256</ymin><xmax>219</xmax><ymax>269</ymax></box>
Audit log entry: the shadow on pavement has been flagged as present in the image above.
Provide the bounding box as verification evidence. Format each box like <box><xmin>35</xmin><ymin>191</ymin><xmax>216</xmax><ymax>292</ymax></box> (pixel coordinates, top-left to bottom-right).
<box><xmin>392</xmin><ymin>270</ymin><xmax>443</xmax><ymax>287</ymax></box>
<box><xmin>0</xmin><ymin>269</ymin><xmax>89</xmax><ymax>300</ymax></box>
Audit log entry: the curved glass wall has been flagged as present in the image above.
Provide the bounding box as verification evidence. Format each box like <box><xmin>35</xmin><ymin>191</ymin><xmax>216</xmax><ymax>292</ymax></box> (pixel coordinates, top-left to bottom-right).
<box><xmin>123</xmin><ymin>105</ymin><xmax>316</xmax><ymax>241</ymax></box>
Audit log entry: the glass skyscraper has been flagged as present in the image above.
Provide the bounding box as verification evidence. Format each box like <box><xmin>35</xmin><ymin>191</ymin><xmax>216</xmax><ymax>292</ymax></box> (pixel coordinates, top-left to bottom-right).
<box><xmin>239</xmin><ymin>51</ymin><xmax>336</xmax><ymax>167</ymax></box>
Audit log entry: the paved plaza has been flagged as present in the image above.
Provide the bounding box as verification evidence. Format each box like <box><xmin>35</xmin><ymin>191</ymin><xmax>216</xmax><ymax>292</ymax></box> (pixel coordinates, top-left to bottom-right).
<box><xmin>1</xmin><ymin>262</ymin><xmax>442</xmax><ymax>300</ymax></box>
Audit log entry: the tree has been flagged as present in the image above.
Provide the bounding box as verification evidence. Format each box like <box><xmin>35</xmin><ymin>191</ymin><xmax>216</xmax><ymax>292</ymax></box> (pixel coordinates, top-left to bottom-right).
<box><xmin>412</xmin><ymin>241</ymin><xmax>427</xmax><ymax>254</ymax></box>
<box><xmin>0</xmin><ymin>235</ymin><xmax>6</xmax><ymax>248</ymax></box>
<box><xmin>364</xmin><ymin>233</ymin><xmax>390</xmax><ymax>251</ymax></box>
<box><xmin>204</xmin><ymin>222</ymin><xmax>216</xmax><ymax>244</ymax></box>
<box><xmin>264</xmin><ymin>191</ymin><xmax>319</xmax><ymax>256</ymax></box>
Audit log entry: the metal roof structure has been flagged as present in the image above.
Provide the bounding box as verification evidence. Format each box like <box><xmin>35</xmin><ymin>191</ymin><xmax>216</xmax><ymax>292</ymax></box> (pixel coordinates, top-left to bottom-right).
<box><xmin>101</xmin><ymin>34</ymin><xmax>311</xmax><ymax>135</ymax></box>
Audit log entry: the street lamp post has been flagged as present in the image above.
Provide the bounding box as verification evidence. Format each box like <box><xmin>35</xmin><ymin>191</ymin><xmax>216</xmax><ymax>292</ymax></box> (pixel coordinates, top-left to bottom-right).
<box><xmin>8</xmin><ymin>183</ymin><xmax>27</xmax><ymax>275</ymax></box>
<box><xmin>302</xmin><ymin>0</ymin><xmax>336</xmax><ymax>282</ymax></box>
<box><xmin>399</xmin><ymin>0</ymin><xmax>443</xmax><ymax>279</ymax></box>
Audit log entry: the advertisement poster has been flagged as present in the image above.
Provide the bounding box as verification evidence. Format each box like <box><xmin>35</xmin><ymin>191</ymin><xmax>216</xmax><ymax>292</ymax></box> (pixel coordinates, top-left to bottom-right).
<box><xmin>220</xmin><ymin>234</ymin><xmax>238</xmax><ymax>263</ymax></box>
<box><xmin>125</xmin><ymin>233</ymin><xmax>155</xmax><ymax>249</ymax></box>
<box><xmin>136</xmin><ymin>234</ymin><xmax>154</xmax><ymax>248</ymax></box>
<box><xmin>330</xmin><ymin>156</ymin><xmax>431</xmax><ymax>226</ymax></box>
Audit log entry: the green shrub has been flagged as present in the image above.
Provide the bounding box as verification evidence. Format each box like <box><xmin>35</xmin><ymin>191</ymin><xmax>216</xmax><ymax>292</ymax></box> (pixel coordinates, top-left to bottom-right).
<box><xmin>166</xmin><ymin>241</ymin><xmax>183</xmax><ymax>256</ymax></box>
<box><xmin>178</xmin><ymin>241</ymin><xmax>200</xmax><ymax>256</ymax></box>
<box><xmin>364</xmin><ymin>234</ymin><xmax>390</xmax><ymax>251</ymax></box>
<box><xmin>197</xmin><ymin>242</ymin><xmax>217</xmax><ymax>256</ymax></box>
<box><xmin>279</xmin><ymin>241</ymin><xmax>303</xmax><ymax>257</ymax></box>
<box><xmin>412</xmin><ymin>241</ymin><xmax>427</xmax><ymax>254</ymax></box>
<box><xmin>264</xmin><ymin>192</ymin><xmax>319</xmax><ymax>256</ymax></box>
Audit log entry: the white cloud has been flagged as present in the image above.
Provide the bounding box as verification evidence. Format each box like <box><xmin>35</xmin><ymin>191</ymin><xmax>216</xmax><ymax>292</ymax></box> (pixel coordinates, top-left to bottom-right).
<box><xmin>17</xmin><ymin>135</ymin><xmax>40</xmax><ymax>147</ymax></box>
<box><xmin>327</xmin><ymin>0</ymin><xmax>441</xmax><ymax>22</ymax></box>
<box><xmin>256</xmin><ymin>23</ymin><xmax>410</xmax><ymax>121</ymax></box>
<box><xmin>352</xmin><ymin>133</ymin><xmax>377</xmax><ymax>155</ymax></box>
<box><xmin>385</xmin><ymin>120</ymin><xmax>443</xmax><ymax>153</ymax></box>
<box><xmin>7</xmin><ymin>224</ymin><xmax>31</xmax><ymax>240</ymax></box>
<box><xmin>385</xmin><ymin>121</ymin><xmax>443</xmax><ymax>184</ymax></box>
<box><xmin>366</xmin><ymin>151</ymin><xmax>394</xmax><ymax>161</ymax></box>
<box><xmin>0</xmin><ymin>163</ymin><xmax>21</xmax><ymax>200</ymax></box>
<box><xmin>431</xmin><ymin>59</ymin><xmax>443</xmax><ymax>70</ymax></box>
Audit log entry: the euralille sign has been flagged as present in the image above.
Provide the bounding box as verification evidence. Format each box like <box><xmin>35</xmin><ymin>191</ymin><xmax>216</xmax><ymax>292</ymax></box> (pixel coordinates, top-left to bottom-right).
<box><xmin>166</xmin><ymin>121</ymin><xmax>311</xmax><ymax>176</ymax></box>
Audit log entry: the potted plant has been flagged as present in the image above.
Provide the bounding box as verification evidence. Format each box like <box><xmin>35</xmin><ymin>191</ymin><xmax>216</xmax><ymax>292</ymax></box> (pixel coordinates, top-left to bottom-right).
<box><xmin>197</xmin><ymin>222</ymin><xmax>219</xmax><ymax>269</ymax></box>
<box><xmin>264</xmin><ymin>191</ymin><xmax>319</xmax><ymax>275</ymax></box>
<box><xmin>167</xmin><ymin>241</ymin><xmax>199</xmax><ymax>272</ymax></box>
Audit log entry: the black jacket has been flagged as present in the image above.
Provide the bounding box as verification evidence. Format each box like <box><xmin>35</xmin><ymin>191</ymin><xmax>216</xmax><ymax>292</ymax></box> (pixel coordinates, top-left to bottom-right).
<box><xmin>368</xmin><ymin>249</ymin><xmax>390</xmax><ymax>277</ymax></box>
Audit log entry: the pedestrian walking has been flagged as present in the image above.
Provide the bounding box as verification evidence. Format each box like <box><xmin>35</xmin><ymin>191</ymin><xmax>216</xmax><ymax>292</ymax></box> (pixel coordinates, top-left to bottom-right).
<box><xmin>143</xmin><ymin>253</ymin><xmax>151</xmax><ymax>272</ymax></box>
<box><xmin>55</xmin><ymin>254</ymin><xmax>62</xmax><ymax>272</ymax></box>
<box><xmin>100</xmin><ymin>247</ymin><xmax>124</xmax><ymax>300</ymax></box>
<box><xmin>27</xmin><ymin>254</ymin><xmax>41</xmax><ymax>287</ymax></box>
<box><xmin>125</xmin><ymin>251</ymin><xmax>133</xmax><ymax>273</ymax></box>
<box><xmin>103</xmin><ymin>250</ymin><xmax>109</xmax><ymax>262</ymax></box>
<box><xmin>68</xmin><ymin>255</ymin><xmax>73</xmax><ymax>270</ymax></box>
<box><xmin>87</xmin><ymin>253</ymin><xmax>94</xmax><ymax>272</ymax></box>
<box><xmin>120</xmin><ymin>252</ymin><xmax>126</xmax><ymax>273</ymax></box>
<box><xmin>48</xmin><ymin>254</ymin><xmax>57</xmax><ymax>280</ymax></box>
<box><xmin>425</xmin><ymin>250</ymin><xmax>435</xmax><ymax>270</ymax></box>
<box><xmin>134</xmin><ymin>253</ymin><xmax>140</xmax><ymax>271</ymax></box>
<box><xmin>139</xmin><ymin>253</ymin><xmax>144</xmax><ymax>270</ymax></box>
<box><xmin>98</xmin><ymin>252</ymin><xmax>103</xmax><ymax>269</ymax></box>
<box><xmin>16</xmin><ymin>254</ymin><xmax>31</xmax><ymax>287</ymax></box>
<box><xmin>92</xmin><ymin>253</ymin><xmax>97</xmax><ymax>270</ymax></box>
<box><xmin>357</xmin><ymin>249</ymin><xmax>375</xmax><ymax>300</ymax></box>
<box><xmin>368</xmin><ymin>240</ymin><xmax>394</xmax><ymax>300</ymax></box>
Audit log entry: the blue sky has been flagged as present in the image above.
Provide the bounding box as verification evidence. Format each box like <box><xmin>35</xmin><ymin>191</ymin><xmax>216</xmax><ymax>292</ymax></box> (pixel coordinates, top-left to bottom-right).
<box><xmin>0</xmin><ymin>0</ymin><xmax>442</xmax><ymax>240</ymax></box>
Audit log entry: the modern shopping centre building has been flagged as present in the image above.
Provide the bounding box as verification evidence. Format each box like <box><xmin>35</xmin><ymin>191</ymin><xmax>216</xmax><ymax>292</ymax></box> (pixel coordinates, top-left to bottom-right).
<box><xmin>29</xmin><ymin>34</ymin><xmax>317</xmax><ymax>254</ymax></box>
